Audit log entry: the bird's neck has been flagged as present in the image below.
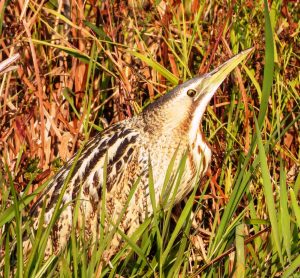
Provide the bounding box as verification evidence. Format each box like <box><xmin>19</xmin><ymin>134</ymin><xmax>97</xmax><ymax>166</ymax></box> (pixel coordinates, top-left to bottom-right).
<box><xmin>142</xmin><ymin>108</ymin><xmax>190</xmax><ymax>137</ymax></box>
<box><xmin>187</xmin><ymin>104</ymin><xmax>212</xmax><ymax>175</ymax></box>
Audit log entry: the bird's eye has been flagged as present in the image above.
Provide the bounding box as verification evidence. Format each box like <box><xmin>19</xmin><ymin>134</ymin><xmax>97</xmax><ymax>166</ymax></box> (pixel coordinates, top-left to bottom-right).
<box><xmin>187</xmin><ymin>89</ymin><xmax>197</xmax><ymax>97</ymax></box>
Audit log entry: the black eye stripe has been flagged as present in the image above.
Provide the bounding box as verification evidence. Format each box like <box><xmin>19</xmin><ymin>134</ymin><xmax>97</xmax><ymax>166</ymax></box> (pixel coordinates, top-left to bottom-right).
<box><xmin>187</xmin><ymin>89</ymin><xmax>197</xmax><ymax>97</ymax></box>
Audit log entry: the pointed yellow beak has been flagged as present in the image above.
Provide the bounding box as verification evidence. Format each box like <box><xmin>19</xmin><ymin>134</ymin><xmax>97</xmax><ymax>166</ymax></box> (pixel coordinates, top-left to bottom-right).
<box><xmin>197</xmin><ymin>48</ymin><xmax>253</xmax><ymax>98</ymax></box>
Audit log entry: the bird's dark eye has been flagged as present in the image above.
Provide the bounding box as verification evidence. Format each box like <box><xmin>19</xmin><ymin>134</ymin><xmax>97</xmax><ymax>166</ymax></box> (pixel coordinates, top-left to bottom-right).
<box><xmin>187</xmin><ymin>89</ymin><xmax>197</xmax><ymax>97</ymax></box>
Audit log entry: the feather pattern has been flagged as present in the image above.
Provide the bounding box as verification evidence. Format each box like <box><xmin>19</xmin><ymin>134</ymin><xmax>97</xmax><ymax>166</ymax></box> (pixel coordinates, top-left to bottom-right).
<box><xmin>28</xmin><ymin>121</ymin><xmax>144</xmax><ymax>257</ymax></box>
<box><xmin>24</xmin><ymin>49</ymin><xmax>252</xmax><ymax>261</ymax></box>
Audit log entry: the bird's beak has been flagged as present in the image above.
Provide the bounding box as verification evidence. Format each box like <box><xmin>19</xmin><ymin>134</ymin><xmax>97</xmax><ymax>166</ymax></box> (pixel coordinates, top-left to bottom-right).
<box><xmin>196</xmin><ymin>48</ymin><xmax>253</xmax><ymax>99</ymax></box>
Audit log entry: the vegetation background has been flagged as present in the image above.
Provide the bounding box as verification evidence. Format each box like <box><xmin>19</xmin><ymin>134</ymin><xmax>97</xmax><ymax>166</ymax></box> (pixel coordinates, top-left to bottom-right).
<box><xmin>0</xmin><ymin>0</ymin><xmax>299</xmax><ymax>277</ymax></box>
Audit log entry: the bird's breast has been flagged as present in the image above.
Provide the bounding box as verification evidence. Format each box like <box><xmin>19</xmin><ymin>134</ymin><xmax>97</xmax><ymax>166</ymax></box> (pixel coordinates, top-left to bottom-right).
<box><xmin>188</xmin><ymin>129</ymin><xmax>211</xmax><ymax>176</ymax></box>
<box><xmin>172</xmin><ymin>129</ymin><xmax>212</xmax><ymax>202</ymax></box>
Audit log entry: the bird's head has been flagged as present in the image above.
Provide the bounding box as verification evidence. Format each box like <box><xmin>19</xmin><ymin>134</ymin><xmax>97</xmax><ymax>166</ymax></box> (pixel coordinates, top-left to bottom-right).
<box><xmin>143</xmin><ymin>48</ymin><xmax>253</xmax><ymax>142</ymax></box>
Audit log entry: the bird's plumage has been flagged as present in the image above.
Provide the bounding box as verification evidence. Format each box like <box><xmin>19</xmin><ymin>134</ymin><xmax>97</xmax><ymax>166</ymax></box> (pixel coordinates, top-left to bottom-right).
<box><xmin>25</xmin><ymin>48</ymin><xmax>252</xmax><ymax>261</ymax></box>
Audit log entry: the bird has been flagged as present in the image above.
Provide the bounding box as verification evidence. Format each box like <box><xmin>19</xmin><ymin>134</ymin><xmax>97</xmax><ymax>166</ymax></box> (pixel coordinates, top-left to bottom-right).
<box><xmin>24</xmin><ymin>48</ymin><xmax>252</xmax><ymax>262</ymax></box>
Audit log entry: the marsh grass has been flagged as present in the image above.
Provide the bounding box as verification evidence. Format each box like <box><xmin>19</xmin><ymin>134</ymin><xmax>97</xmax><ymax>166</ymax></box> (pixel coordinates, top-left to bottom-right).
<box><xmin>0</xmin><ymin>0</ymin><xmax>299</xmax><ymax>277</ymax></box>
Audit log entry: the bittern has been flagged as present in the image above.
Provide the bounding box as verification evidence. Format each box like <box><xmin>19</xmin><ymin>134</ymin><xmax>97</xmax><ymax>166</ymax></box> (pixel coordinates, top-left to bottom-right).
<box><xmin>26</xmin><ymin>48</ymin><xmax>252</xmax><ymax>261</ymax></box>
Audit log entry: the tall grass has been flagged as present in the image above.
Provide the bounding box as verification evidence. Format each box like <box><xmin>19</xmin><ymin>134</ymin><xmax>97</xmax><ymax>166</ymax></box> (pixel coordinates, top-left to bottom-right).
<box><xmin>0</xmin><ymin>0</ymin><xmax>299</xmax><ymax>277</ymax></box>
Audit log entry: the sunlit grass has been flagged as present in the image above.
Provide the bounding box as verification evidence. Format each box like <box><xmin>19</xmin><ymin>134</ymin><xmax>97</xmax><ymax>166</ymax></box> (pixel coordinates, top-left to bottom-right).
<box><xmin>0</xmin><ymin>0</ymin><xmax>299</xmax><ymax>277</ymax></box>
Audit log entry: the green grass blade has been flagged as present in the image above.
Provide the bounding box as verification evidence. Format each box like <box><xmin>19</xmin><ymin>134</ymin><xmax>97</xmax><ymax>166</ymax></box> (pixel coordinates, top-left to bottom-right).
<box><xmin>129</xmin><ymin>51</ymin><xmax>179</xmax><ymax>85</ymax></box>
<box><xmin>83</xmin><ymin>21</ymin><xmax>112</xmax><ymax>41</ymax></box>
<box><xmin>34</xmin><ymin>255</ymin><xmax>56</xmax><ymax>278</ymax></box>
<box><xmin>5</xmin><ymin>163</ymin><xmax>23</xmax><ymax>277</ymax></box>
<box><xmin>242</xmin><ymin>65</ymin><xmax>262</xmax><ymax>99</ymax></box>
<box><xmin>235</xmin><ymin>223</ymin><xmax>245</xmax><ymax>278</ymax></box>
<box><xmin>147</xmin><ymin>157</ymin><xmax>163</xmax><ymax>255</ymax></box>
<box><xmin>209</xmin><ymin>146</ymin><xmax>254</xmax><ymax>257</ymax></box>
<box><xmin>24</xmin><ymin>202</ymin><xmax>47</xmax><ymax>277</ymax></box>
<box><xmin>169</xmin><ymin>180</ymin><xmax>210</xmax><ymax>277</ymax></box>
<box><xmin>31</xmin><ymin>144</ymin><xmax>87</xmax><ymax>270</ymax></box>
<box><xmin>62</xmin><ymin>88</ymin><xmax>81</xmax><ymax>119</ymax></box>
<box><xmin>30</xmin><ymin>39</ymin><xmax>116</xmax><ymax>78</ymax></box>
<box><xmin>161</xmin><ymin>163</ymin><xmax>198</xmax><ymax>266</ymax></box>
<box><xmin>282</xmin><ymin>254</ymin><xmax>300</xmax><ymax>278</ymax></box>
<box><xmin>279</xmin><ymin>158</ymin><xmax>291</xmax><ymax>262</ymax></box>
<box><xmin>293</xmin><ymin>172</ymin><xmax>300</xmax><ymax>196</ymax></box>
<box><xmin>257</xmin><ymin>0</ymin><xmax>275</xmax><ymax>128</ymax></box>
<box><xmin>4</xmin><ymin>232</ymin><xmax>10</xmax><ymax>278</ymax></box>
<box><xmin>290</xmin><ymin>189</ymin><xmax>300</xmax><ymax>228</ymax></box>
<box><xmin>70</xmin><ymin>184</ymin><xmax>83</xmax><ymax>278</ymax></box>
<box><xmin>0</xmin><ymin>180</ymin><xmax>49</xmax><ymax>227</ymax></box>
<box><xmin>254</xmin><ymin>117</ymin><xmax>283</xmax><ymax>265</ymax></box>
